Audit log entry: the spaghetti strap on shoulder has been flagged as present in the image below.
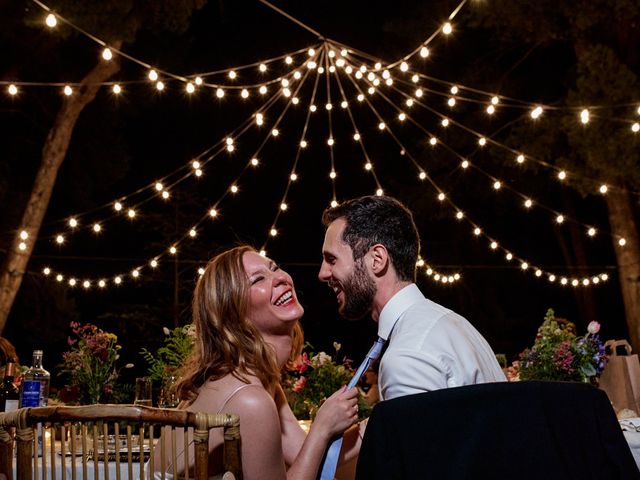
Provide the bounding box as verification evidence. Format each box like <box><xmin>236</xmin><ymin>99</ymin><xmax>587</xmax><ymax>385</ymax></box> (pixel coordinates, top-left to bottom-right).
<box><xmin>217</xmin><ymin>383</ymin><xmax>263</xmax><ymax>413</ymax></box>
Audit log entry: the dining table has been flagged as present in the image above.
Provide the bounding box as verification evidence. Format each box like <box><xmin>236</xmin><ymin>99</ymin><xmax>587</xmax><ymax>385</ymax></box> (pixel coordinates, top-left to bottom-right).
<box><xmin>10</xmin><ymin>440</ymin><xmax>146</xmax><ymax>480</ymax></box>
<box><xmin>620</xmin><ymin>417</ymin><xmax>640</xmax><ymax>470</ymax></box>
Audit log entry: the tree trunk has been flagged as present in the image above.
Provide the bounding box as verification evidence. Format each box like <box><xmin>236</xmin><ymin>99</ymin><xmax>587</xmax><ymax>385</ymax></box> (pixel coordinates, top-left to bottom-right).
<box><xmin>0</xmin><ymin>44</ymin><xmax>122</xmax><ymax>334</ymax></box>
<box><xmin>604</xmin><ymin>188</ymin><xmax>640</xmax><ymax>352</ymax></box>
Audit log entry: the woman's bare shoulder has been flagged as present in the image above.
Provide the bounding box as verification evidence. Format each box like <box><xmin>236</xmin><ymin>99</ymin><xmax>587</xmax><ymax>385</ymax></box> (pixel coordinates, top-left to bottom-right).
<box><xmin>188</xmin><ymin>375</ymin><xmax>263</xmax><ymax>412</ymax></box>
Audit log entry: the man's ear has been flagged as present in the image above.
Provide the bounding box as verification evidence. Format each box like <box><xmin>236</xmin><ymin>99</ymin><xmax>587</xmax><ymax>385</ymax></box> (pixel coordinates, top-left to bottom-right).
<box><xmin>369</xmin><ymin>244</ymin><xmax>389</xmax><ymax>275</ymax></box>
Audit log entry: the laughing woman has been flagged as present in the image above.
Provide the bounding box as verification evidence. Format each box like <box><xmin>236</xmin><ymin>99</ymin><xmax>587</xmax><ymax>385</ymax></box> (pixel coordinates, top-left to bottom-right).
<box><xmin>152</xmin><ymin>245</ymin><xmax>358</xmax><ymax>480</ymax></box>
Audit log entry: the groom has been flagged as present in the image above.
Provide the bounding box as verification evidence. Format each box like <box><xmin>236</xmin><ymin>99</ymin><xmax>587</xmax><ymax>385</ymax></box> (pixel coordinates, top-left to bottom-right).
<box><xmin>319</xmin><ymin>195</ymin><xmax>505</xmax><ymax>401</ymax></box>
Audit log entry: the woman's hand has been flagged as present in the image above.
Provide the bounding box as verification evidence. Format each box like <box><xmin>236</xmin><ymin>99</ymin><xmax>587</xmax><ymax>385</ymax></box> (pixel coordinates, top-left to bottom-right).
<box><xmin>312</xmin><ymin>386</ymin><xmax>359</xmax><ymax>439</ymax></box>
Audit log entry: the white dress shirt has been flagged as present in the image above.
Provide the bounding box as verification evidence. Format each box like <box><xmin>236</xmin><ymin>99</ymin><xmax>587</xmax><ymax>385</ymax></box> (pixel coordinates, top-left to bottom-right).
<box><xmin>378</xmin><ymin>284</ymin><xmax>506</xmax><ymax>401</ymax></box>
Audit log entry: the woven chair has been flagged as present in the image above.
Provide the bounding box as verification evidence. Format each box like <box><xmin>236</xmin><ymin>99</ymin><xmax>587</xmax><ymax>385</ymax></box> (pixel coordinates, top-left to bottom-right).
<box><xmin>0</xmin><ymin>404</ymin><xmax>241</xmax><ymax>480</ymax></box>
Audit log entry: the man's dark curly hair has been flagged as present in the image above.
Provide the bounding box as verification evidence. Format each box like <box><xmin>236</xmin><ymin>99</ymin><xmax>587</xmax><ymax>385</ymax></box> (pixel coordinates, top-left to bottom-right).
<box><xmin>322</xmin><ymin>196</ymin><xmax>420</xmax><ymax>282</ymax></box>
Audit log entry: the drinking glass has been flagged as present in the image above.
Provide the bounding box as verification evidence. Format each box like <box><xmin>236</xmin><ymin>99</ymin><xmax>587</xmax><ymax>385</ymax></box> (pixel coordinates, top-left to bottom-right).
<box><xmin>134</xmin><ymin>377</ymin><xmax>152</xmax><ymax>407</ymax></box>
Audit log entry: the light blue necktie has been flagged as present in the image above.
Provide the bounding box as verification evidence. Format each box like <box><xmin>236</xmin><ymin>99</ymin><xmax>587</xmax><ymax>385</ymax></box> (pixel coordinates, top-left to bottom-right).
<box><xmin>318</xmin><ymin>336</ymin><xmax>386</xmax><ymax>480</ymax></box>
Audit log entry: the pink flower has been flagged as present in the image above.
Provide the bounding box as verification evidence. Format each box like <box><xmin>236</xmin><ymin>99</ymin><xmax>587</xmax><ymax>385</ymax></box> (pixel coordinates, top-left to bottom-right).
<box><xmin>587</xmin><ymin>321</ymin><xmax>600</xmax><ymax>335</ymax></box>
<box><xmin>293</xmin><ymin>353</ymin><xmax>309</xmax><ymax>374</ymax></box>
<box><xmin>292</xmin><ymin>376</ymin><xmax>307</xmax><ymax>392</ymax></box>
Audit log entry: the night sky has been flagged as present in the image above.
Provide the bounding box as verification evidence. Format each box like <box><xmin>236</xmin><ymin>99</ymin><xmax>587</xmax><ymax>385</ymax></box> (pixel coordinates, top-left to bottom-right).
<box><xmin>0</xmin><ymin>0</ymin><xmax>629</xmax><ymax>383</ymax></box>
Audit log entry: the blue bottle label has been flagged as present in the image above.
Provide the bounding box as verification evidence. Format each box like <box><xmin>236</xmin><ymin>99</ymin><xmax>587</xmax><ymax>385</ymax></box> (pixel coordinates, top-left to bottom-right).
<box><xmin>21</xmin><ymin>380</ymin><xmax>41</xmax><ymax>407</ymax></box>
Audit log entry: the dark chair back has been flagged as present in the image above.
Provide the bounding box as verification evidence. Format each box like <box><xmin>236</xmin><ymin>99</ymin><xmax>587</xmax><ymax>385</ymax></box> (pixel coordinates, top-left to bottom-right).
<box><xmin>356</xmin><ymin>381</ymin><xmax>640</xmax><ymax>480</ymax></box>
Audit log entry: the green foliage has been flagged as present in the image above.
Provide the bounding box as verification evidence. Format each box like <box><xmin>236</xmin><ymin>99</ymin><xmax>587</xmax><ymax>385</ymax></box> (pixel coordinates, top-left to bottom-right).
<box><xmin>140</xmin><ymin>325</ymin><xmax>194</xmax><ymax>382</ymax></box>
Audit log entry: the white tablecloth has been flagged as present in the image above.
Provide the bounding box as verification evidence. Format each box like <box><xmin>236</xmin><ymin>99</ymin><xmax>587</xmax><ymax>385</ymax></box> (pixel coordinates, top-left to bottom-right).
<box><xmin>620</xmin><ymin>417</ymin><xmax>640</xmax><ymax>469</ymax></box>
<box><xmin>11</xmin><ymin>455</ymin><xmax>143</xmax><ymax>479</ymax></box>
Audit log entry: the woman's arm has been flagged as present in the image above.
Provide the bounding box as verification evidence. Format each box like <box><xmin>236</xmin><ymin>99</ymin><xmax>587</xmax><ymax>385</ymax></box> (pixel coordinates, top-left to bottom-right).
<box><xmin>275</xmin><ymin>384</ymin><xmax>359</xmax><ymax>480</ymax></box>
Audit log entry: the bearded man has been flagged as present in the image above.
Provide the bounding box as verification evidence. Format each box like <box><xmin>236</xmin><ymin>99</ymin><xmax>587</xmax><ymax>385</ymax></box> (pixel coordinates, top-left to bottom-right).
<box><xmin>319</xmin><ymin>195</ymin><xmax>505</xmax><ymax>401</ymax></box>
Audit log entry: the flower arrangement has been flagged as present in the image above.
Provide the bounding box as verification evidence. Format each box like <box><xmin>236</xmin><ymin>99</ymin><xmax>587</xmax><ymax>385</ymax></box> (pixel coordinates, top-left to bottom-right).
<box><xmin>513</xmin><ymin>309</ymin><xmax>607</xmax><ymax>383</ymax></box>
<box><xmin>139</xmin><ymin>325</ymin><xmax>195</xmax><ymax>382</ymax></box>
<box><xmin>283</xmin><ymin>342</ymin><xmax>371</xmax><ymax>420</ymax></box>
<box><xmin>59</xmin><ymin>322</ymin><xmax>131</xmax><ymax>404</ymax></box>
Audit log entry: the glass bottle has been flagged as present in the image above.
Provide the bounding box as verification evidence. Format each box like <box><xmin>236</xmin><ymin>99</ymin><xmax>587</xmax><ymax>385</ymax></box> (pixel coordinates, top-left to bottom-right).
<box><xmin>20</xmin><ymin>350</ymin><xmax>50</xmax><ymax>407</ymax></box>
<box><xmin>0</xmin><ymin>361</ymin><xmax>20</xmax><ymax>412</ymax></box>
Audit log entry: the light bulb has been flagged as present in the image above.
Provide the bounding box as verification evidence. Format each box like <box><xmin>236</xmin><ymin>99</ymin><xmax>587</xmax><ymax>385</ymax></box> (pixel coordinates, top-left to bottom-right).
<box><xmin>45</xmin><ymin>13</ymin><xmax>57</xmax><ymax>27</ymax></box>
<box><xmin>580</xmin><ymin>109</ymin><xmax>590</xmax><ymax>124</ymax></box>
<box><xmin>530</xmin><ymin>106</ymin><xmax>543</xmax><ymax>119</ymax></box>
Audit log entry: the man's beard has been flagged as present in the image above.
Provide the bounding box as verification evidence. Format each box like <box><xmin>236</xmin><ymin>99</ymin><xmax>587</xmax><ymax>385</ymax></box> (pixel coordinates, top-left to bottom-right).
<box><xmin>339</xmin><ymin>259</ymin><xmax>376</xmax><ymax>320</ymax></box>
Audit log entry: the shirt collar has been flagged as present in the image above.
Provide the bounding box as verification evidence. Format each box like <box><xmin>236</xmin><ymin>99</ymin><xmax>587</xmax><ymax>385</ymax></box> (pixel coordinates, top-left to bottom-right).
<box><xmin>377</xmin><ymin>283</ymin><xmax>424</xmax><ymax>340</ymax></box>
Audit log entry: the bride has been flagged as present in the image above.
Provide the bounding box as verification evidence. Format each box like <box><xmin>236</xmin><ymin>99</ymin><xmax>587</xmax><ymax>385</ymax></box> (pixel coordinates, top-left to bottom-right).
<box><xmin>152</xmin><ymin>245</ymin><xmax>359</xmax><ymax>479</ymax></box>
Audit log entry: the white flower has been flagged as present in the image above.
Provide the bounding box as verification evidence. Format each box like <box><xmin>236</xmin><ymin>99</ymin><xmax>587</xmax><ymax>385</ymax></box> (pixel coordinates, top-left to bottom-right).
<box><xmin>587</xmin><ymin>321</ymin><xmax>600</xmax><ymax>335</ymax></box>
<box><xmin>311</xmin><ymin>352</ymin><xmax>332</xmax><ymax>367</ymax></box>
<box><xmin>186</xmin><ymin>324</ymin><xmax>197</xmax><ymax>338</ymax></box>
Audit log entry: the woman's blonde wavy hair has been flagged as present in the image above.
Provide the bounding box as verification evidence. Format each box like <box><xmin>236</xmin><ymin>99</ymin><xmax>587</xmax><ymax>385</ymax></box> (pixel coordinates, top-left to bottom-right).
<box><xmin>177</xmin><ymin>245</ymin><xmax>303</xmax><ymax>402</ymax></box>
